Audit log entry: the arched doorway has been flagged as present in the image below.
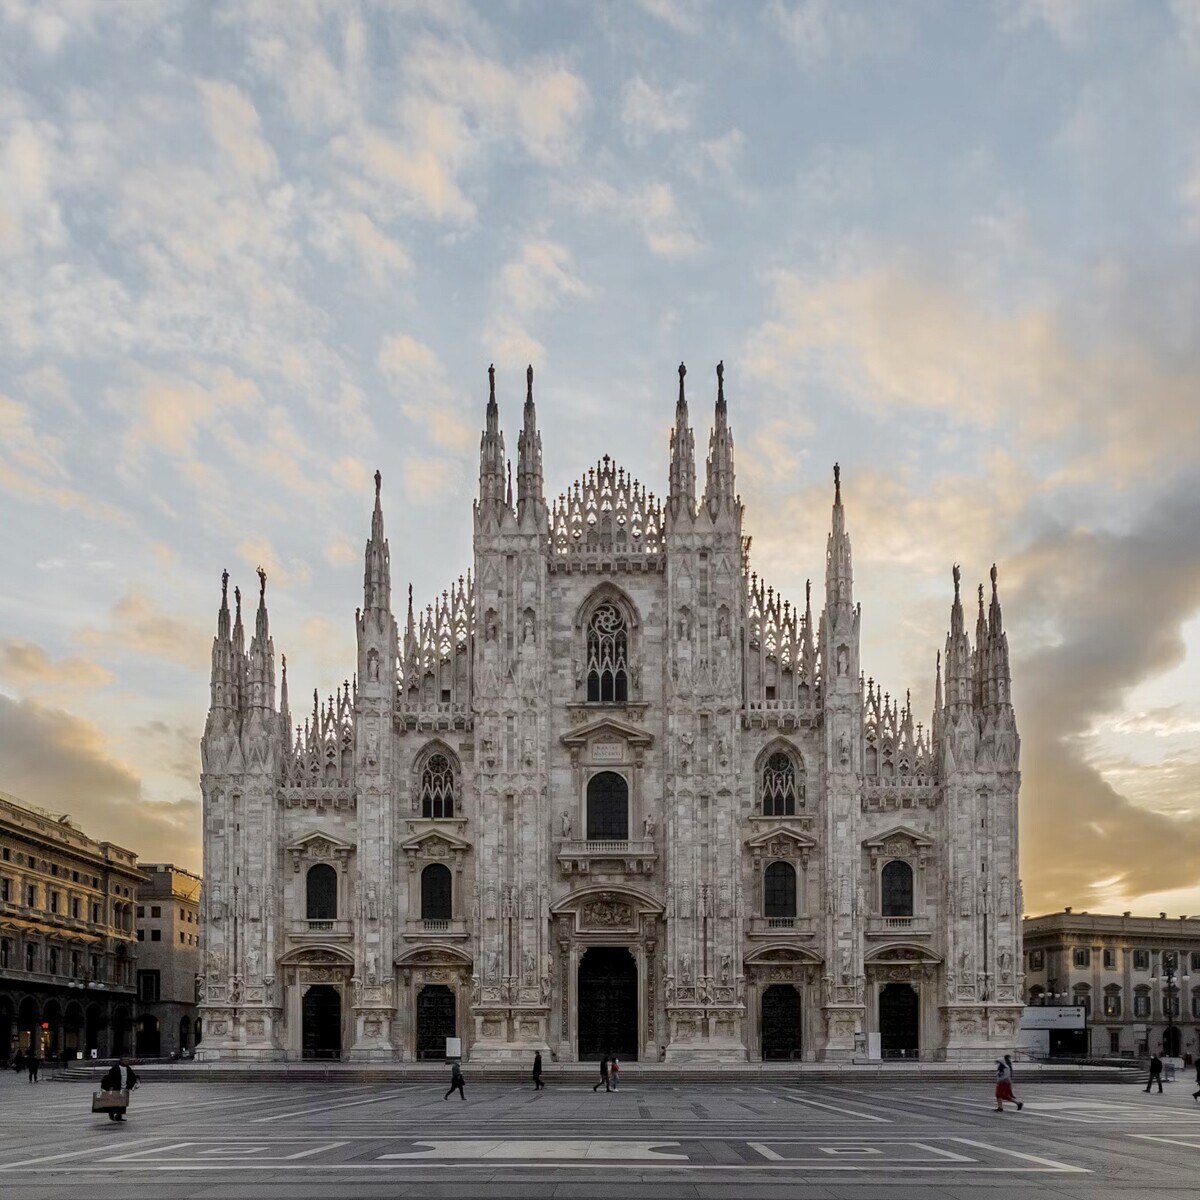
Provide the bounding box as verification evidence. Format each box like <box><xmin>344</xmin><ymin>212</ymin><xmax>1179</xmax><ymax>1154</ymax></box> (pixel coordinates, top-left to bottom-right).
<box><xmin>416</xmin><ymin>985</ymin><xmax>456</xmax><ymax>1059</ymax></box>
<box><xmin>63</xmin><ymin>1002</ymin><xmax>85</xmax><ymax>1057</ymax></box>
<box><xmin>137</xmin><ymin>1014</ymin><xmax>161</xmax><ymax>1057</ymax></box>
<box><xmin>85</xmin><ymin>1004</ymin><xmax>103</xmax><ymax>1056</ymax></box>
<box><xmin>578</xmin><ymin>946</ymin><xmax>637</xmax><ymax>1061</ymax></box>
<box><xmin>17</xmin><ymin>996</ymin><xmax>39</xmax><ymax>1054</ymax></box>
<box><xmin>179</xmin><ymin>1015</ymin><xmax>191</xmax><ymax>1053</ymax></box>
<box><xmin>41</xmin><ymin>998</ymin><xmax>61</xmax><ymax>1059</ymax></box>
<box><xmin>761</xmin><ymin>984</ymin><xmax>801</xmax><ymax>1059</ymax></box>
<box><xmin>302</xmin><ymin>985</ymin><xmax>342</xmax><ymax>1059</ymax></box>
<box><xmin>879</xmin><ymin>983</ymin><xmax>919</xmax><ymax>1058</ymax></box>
<box><xmin>1163</xmin><ymin>1025</ymin><xmax>1182</xmax><ymax>1057</ymax></box>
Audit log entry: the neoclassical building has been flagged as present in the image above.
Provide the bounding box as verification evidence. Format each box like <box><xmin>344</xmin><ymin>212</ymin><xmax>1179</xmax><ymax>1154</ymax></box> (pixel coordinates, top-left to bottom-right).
<box><xmin>199</xmin><ymin>364</ymin><xmax>1023</xmax><ymax>1062</ymax></box>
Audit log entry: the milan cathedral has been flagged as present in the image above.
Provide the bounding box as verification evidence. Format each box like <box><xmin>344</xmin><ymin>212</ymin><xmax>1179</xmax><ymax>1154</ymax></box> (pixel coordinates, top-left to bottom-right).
<box><xmin>198</xmin><ymin>363</ymin><xmax>1022</xmax><ymax>1062</ymax></box>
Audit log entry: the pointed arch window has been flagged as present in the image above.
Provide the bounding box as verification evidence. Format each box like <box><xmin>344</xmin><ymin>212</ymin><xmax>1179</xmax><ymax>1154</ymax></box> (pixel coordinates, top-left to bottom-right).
<box><xmin>881</xmin><ymin>860</ymin><xmax>913</xmax><ymax>917</ymax></box>
<box><xmin>586</xmin><ymin>603</ymin><xmax>629</xmax><ymax>702</ymax></box>
<box><xmin>761</xmin><ymin>751</ymin><xmax>802</xmax><ymax>816</ymax></box>
<box><xmin>421</xmin><ymin>753</ymin><xmax>456</xmax><ymax>819</ymax></box>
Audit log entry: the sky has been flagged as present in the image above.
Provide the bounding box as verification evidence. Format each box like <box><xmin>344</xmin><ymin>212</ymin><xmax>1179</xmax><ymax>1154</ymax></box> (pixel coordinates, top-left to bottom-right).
<box><xmin>1</xmin><ymin>0</ymin><xmax>1198</xmax><ymax>918</ymax></box>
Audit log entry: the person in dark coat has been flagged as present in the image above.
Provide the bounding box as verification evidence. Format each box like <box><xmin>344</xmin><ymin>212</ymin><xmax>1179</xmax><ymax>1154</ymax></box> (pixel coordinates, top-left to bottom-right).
<box><xmin>532</xmin><ymin>1051</ymin><xmax>544</xmax><ymax>1090</ymax></box>
<box><xmin>443</xmin><ymin>1061</ymin><xmax>465</xmax><ymax>1101</ymax></box>
<box><xmin>100</xmin><ymin>1057</ymin><xmax>139</xmax><ymax>1121</ymax></box>
<box><xmin>1145</xmin><ymin>1053</ymin><xmax>1164</xmax><ymax>1094</ymax></box>
<box><xmin>1192</xmin><ymin>1058</ymin><xmax>1200</xmax><ymax>1101</ymax></box>
<box><xmin>13</xmin><ymin>1050</ymin><xmax>24</xmax><ymax>1074</ymax></box>
<box><xmin>26</xmin><ymin>1052</ymin><xmax>40</xmax><ymax>1083</ymax></box>
<box><xmin>593</xmin><ymin>1054</ymin><xmax>610</xmax><ymax>1092</ymax></box>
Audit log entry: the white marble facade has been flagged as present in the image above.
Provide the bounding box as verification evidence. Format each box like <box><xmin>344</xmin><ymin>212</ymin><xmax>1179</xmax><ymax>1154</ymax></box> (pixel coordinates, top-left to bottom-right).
<box><xmin>199</xmin><ymin>364</ymin><xmax>1022</xmax><ymax>1062</ymax></box>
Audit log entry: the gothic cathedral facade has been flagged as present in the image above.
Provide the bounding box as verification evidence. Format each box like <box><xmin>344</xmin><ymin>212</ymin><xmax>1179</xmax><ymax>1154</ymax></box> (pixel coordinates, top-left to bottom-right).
<box><xmin>199</xmin><ymin>364</ymin><xmax>1023</xmax><ymax>1062</ymax></box>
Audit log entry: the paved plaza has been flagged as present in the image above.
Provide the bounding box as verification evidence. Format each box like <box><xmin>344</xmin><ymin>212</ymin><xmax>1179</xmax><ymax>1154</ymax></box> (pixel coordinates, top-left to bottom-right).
<box><xmin>2</xmin><ymin>1071</ymin><xmax>1199</xmax><ymax>1198</ymax></box>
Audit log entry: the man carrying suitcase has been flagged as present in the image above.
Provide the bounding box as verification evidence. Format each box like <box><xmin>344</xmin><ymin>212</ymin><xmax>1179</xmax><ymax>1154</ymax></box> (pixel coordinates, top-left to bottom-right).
<box><xmin>99</xmin><ymin>1057</ymin><xmax>139</xmax><ymax>1122</ymax></box>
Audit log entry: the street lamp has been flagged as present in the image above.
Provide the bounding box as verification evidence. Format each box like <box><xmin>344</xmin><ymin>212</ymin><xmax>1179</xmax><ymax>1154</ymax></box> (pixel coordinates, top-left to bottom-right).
<box><xmin>1158</xmin><ymin>958</ymin><xmax>1190</xmax><ymax>1057</ymax></box>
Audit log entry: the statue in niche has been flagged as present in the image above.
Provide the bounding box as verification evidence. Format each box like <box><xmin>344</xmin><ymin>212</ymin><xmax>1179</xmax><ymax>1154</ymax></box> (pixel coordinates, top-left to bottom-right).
<box><xmin>959</xmin><ymin>946</ymin><xmax>972</xmax><ymax>978</ymax></box>
<box><xmin>210</xmin><ymin>884</ymin><xmax>223</xmax><ymax>923</ymax></box>
<box><xmin>367</xmin><ymin>648</ymin><xmax>380</xmax><ymax>682</ymax></box>
<box><xmin>838</xmin><ymin>875</ymin><xmax>851</xmax><ymax>917</ymax></box>
<box><xmin>486</xmin><ymin>950</ymin><xmax>499</xmax><ymax>981</ymax></box>
<box><xmin>484</xmin><ymin>883</ymin><xmax>497</xmax><ymax>920</ymax></box>
<box><xmin>681</xmin><ymin>952</ymin><xmax>692</xmax><ymax>983</ymax></box>
<box><xmin>837</xmin><ymin>644</ymin><xmax>849</xmax><ymax>676</ymax></box>
<box><xmin>229</xmin><ymin>975</ymin><xmax>243</xmax><ymax>1004</ymax></box>
<box><xmin>717</xmin><ymin>733</ymin><xmax>729</xmax><ymax>768</ymax></box>
<box><xmin>523</xmin><ymin>613</ymin><xmax>536</xmax><ymax>644</ymax></box>
<box><xmin>366</xmin><ymin>952</ymin><xmax>378</xmax><ymax>985</ymax></box>
<box><xmin>560</xmin><ymin>810</ymin><xmax>572</xmax><ymax>839</ymax></box>
<box><xmin>246</xmin><ymin>945</ymin><xmax>260</xmax><ymax>979</ymax></box>
<box><xmin>664</xmin><ymin>885</ymin><xmax>674</xmax><ymax>917</ymax></box>
<box><xmin>248</xmin><ymin>884</ymin><xmax>261</xmax><ymax>921</ymax></box>
<box><xmin>718</xmin><ymin>879</ymin><xmax>731</xmax><ymax>918</ymax></box>
<box><xmin>482</xmin><ymin>736</ymin><xmax>496</xmax><ymax>769</ymax></box>
<box><xmin>839</xmin><ymin>945</ymin><xmax>852</xmax><ymax>984</ymax></box>
<box><xmin>717</xmin><ymin>609</ymin><xmax>729</xmax><ymax>638</ymax></box>
<box><xmin>366</xmin><ymin>884</ymin><xmax>379</xmax><ymax>921</ymax></box>
<box><xmin>643</xmin><ymin>813</ymin><xmax>656</xmax><ymax>839</ymax></box>
<box><xmin>960</xmin><ymin>878</ymin><xmax>972</xmax><ymax>918</ymax></box>
<box><xmin>485</xmin><ymin>613</ymin><xmax>497</xmax><ymax>642</ymax></box>
<box><xmin>470</xmin><ymin>974</ymin><xmax>481</xmax><ymax>1005</ymax></box>
<box><xmin>837</xmin><ymin>730</ymin><xmax>851</xmax><ymax>766</ymax></box>
<box><xmin>522</xmin><ymin>737</ymin><xmax>534</xmax><ymax>767</ymax></box>
<box><xmin>999</xmin><ymin>875</ymin><xmax>1011</xmax><ymax>916</ymax></box>
<box><xmin>523</xmin><ymin>948</ymin><xmax>535</xmax><ymax>980</ymax></box>
<box><xmin>998</xmin><ymin>949</ymin><xmax>1012</xmax><ymax>982</ymax></box>
<box><xmin>720</xmin><ymin>952</ymin><xmax>731</xmax><ymax>983</ymax></box>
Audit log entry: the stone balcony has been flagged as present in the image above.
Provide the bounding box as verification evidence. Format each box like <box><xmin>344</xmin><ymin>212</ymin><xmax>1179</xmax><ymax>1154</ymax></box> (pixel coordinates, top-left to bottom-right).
<box><xmin>403</xmin><ymin>918</ymin><xmax>469</xmax><ymax>942</ymax></box>
<box><xmin>289</xmin><ymin>918</ymin><xmax>354</xmax><ymax>940</ymax></box>
<box><xmin>747</xmin><ymin>915</ymin><xmax>816</xmax><ymax>939</ymax></box>
<box><xmin>557</xmin><ymin>838</ymin><xmax>658</xmax><ymax>876</ymax></box>
<box><xmin>865</xmin><ymin>915</ymin><xmax>933</xmax><ymax>938</ymax></box>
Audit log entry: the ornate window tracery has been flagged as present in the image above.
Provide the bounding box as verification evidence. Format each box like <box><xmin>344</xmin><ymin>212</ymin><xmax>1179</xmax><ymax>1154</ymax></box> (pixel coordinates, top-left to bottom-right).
<box><xmin>586</xmin><ymin>603</ymin><xmax>629</xmax><ymax>702</ymax></box>
<box><xmin>421</xmin><ymin>752</ymin><xmax>456</xmax><ymax>819</ymax></box>
<box><xmin>880</xmin><ymin>859</ymin><xmax>913</xmax><ymax>917</ymax></box>
<box><xmin>761</xmin><ymin>751</ymin><xmax>802</xmax><ymax>815</ymax></box>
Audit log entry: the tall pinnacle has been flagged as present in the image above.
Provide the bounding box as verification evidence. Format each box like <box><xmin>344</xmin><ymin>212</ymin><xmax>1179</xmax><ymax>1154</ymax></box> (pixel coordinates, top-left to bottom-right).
<box><xmin>363</xmin><ymin>471</ymin><xmax>391</xmax><ymax>611</ymax></box>
<box><xmin>668</xmin><ymin>361</ymin><xmax>696</xmax><ymax>518</ymax></box>
<box><xmin>824</xmin><ymin>462</ymin><xmax>853</xmax><ymax>612</ymax></box>
<box><xmin>703</xmin><ymin>360</ymin><xmax>736</xmax><ymax>517</ymax></box>
<box><xmin>516</xmin><ymin>363</ymin><xmax>544</xmax><ymax>521</ymax></box>
<box><xmin>478</xmin><ymin>363</ymin><xmax>507</xmax><ymax>508</ymax></box>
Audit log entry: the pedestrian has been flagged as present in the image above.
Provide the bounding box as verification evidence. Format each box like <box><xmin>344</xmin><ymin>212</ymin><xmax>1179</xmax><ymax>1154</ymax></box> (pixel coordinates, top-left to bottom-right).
<box><xmin>532</xmin><ymin>1050</ymin><xmax>544</xmax><ymax>1090</ymax></box>
<box><xmin>610</xmin><ymin>1056</ymin><xmax>620</xmax><ymax>1091</ymax></box>
<box><xmin>99</xmin><ymin>1056</ymin><xmax>139</xmax><ymax>1122</ymax></box>
<box><xmin>1191</xmin><ymin>1058</ymin><xmax>1200</xmax><ymax>1102</ymax></box>
<box><xmin>593</xmin><ymin>1054</ymin><xmax>610</xmax><ymax>1092</ymax></box>
<box><xmin>13</xmin><ymin>1049</ymin><xmax>24</xmax><ymax>1074</ymax></box>
<box><xmin>443</xmin><ymin>1060</ymin><xmax>465</xmax><ymax>1101</ymax></box>
<box><xmin>994</xmin><ymin>1057</ymin><xmax>1022</xmax><ymax>1112</ymax></box>
<box><xmin>1145</xmin><ymin>1053</ymin><xmax>1164</xmax><ymax>1094</ymax></box>
<box><xmin>26</xmin><ymin>1051</ymin><xmax>40</xmax><ymax>1083</ymax></box>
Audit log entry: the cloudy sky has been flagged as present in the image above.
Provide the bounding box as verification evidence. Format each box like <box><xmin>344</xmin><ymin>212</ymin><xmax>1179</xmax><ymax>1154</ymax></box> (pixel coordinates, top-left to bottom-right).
<box><xmin>1</xmin><ymin>0</ymin><xmax>1198</xmax><ymax>918</ymax></box>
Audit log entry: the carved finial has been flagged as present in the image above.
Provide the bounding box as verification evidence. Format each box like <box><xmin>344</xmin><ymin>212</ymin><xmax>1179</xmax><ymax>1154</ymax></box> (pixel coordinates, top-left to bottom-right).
<box><xmin>834</xmin><ymin>461</ymin><xmax>841</xmax><ymax>503</ymax></box>
<box><xmin>526</xmin><ymin>363</ymin><xmax>533</xmax><ymax>399</ymax></box>
<box><xmin>488</xmin><ymin>363</ymin><xmax>495</xmax><ymax>400</ymax></box>
<box><xmin>374</xmin><ymin>469</ymin><xmax>381</xmax><ymax>497</ymax></box>
<box><xmin>234</xmin><ymin>586</ymin><xmax>241</xmax><ymax>613</ymax></box>
<box><xmin>257</xmin><ymin>565</ymin><xmax>266</xmax><ymax>599</ymax></box>
<box><xmin>978</xmin><ymin>582</ymin><xmax>985</xmax><ymax>608</ymax></box>
<box><xmin>678</xmin><ymin>361</ymin><xmax>686</xmax><ymax>406</ymax></box>
<box><xmin>221</xmin><ymin>569</ymin><xmax>229</xmax><ymax>600</ymax></box>
<box><xmin>281</xmin><ymin>653</ymin><xmax>287</xmax><ymax>673</ymax></box>
<box><xmin>716</xmin><ymin>359</ymin><xmax>724</xmax><ymax>400</ymax></box>
<box><xmin>991</xmin><ymin>562</ymin><xmax>998</xmax><ymax>595</ymax></box>
<box><xmin>952</xmin><ymin>563</ymin><xmax>961</xmax><ymax>598</ymax></box>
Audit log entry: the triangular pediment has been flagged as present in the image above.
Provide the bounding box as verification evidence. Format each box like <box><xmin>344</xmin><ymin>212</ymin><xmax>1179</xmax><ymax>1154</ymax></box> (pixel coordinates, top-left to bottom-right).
<box><xmin>744</xmin><ymin>824</ymin><xmax>817</xmax><ymax>851</ymax></box>
<box><xmin>862</xmin><ymin>824</ymin><xmax>934</xmax><ymax>850</ymax></box>
<box><xmin>744</xmin><ymin>944</ymin><xmax>823</xmax><ymax>965</ymax></box>
<box><xmin>400</xmin><ymin>828</ymin><xmax>471</xmax><ymax>854</ymax></box>
<box><xmin>560</xmin><ymin>716</ymin><xmax>654</xmax><ymax>749</ymax></box>
<box><xmin>286</xmin><ymin>830</ymin><xmax>356</xmax><ymax>854</ymax></box>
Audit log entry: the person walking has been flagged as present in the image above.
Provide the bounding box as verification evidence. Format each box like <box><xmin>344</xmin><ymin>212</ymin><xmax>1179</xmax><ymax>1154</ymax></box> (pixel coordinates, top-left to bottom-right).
<box><xmin>100</xmin><ymin>1057</ymin><xmax>139</xmax><ymax>1122</ymax></box>
<box><xmin>994</xmin><ymin>1057</ymin><xmax>1023</xmax><ymax>1112</ymax></box>
<box><xmin>26</xmin><ymin>1051</ymin><xmax>40</xmax><ymax>1083</ymax></box>
<box><xmin>13</xmin><ymin>1049</ymin><xmax>24</xmax><ymax>1075</ymax></box>
<box><xmin>1191</xmin><ymin>1058</ymin><xmax>1200</xmax><ymax>1101</ymax></box>
<box><xmin>610</xmin><ymin>1056</ymin><xmax>620</xmax><ymax>1091</ymax></box>
<box><xmin>1145</xmin><ymin>1053</ymin><xmax>1164</xmax><ymax>1094</ymax></box>
<box><xmin>532</xmin><ymin>1051</ymin><xmax>544</xmax><ymax>1090</ymax></box>
<box><xmin>444</xmin><ymin>1060</ymin><xmax>466</xmax><ymax>1101</ymax></box>
<box><xmin>593</xmin><ymin>1055</ymin><xmax>610</xmax><ymax>1092</ymax></box>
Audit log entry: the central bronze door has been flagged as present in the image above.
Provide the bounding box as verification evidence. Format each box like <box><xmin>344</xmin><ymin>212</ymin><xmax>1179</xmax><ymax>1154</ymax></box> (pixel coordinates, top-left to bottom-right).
<box><xmin>879</xmin><ymin>982</ymin><xmax>919</xmax><ymax>1058</ymax></box>
<box><xmin>416</xmin><ymin>984</ymin><xmax>457</xmax><ymax>1059</ymax></box>
<box><xmin>578</xmin><ymin>946</ymin><xmax>638</xmax><ymax>1061</ymax></box>
<box><xmin>761</xmin><ymin>983</ymin><xmax>801</xmax><ymax>1059</ymax></box>
<box><xmin>302</xmin><ymin>985</ymin><xmax>342</xmax><ymax>1060</ymax></box>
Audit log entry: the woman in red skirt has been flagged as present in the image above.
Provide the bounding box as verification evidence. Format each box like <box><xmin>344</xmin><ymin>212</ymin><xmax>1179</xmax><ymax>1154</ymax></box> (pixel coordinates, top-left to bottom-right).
<box><xmin>994</xmin><ymin>1056</ymin><xmax>1023</xmax><ymax>1112</ymax></box>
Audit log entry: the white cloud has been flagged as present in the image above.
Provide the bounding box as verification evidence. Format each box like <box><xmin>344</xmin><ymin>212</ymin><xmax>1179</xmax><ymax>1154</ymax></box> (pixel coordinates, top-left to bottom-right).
<box><xmin>378</xmin><ymin>334</ymin><xmax>476</xmax><ymax>453</ymax></box>
<box><xmin>563</xmin><ymin>178</ymin><xmax>703</xmax><ymax>258</ymax></box>
<box><xmin>620</xmin><ymin>76</ymin><xmax>695</xmax><ymax>144</ymax></box>
<box><xmin>635</xmin><ymin>0</ymin><xmax>708</xmax><ymax>36</ymax></box>
<box><xmin>766</xmin><ymin>0</ymin><xmax>907</xmax><ymax>68</ymax></box>
<box><xmin>199</xmin><ymin>79</ymin><xmax>278</xmax><ymax>184</ymax></box>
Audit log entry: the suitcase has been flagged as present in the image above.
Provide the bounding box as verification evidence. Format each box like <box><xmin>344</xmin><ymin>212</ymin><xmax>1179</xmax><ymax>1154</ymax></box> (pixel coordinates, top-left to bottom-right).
<box><xmin>92</xmin><ymin>1089</ymin><xmax>129</xmax><ymax>1113</ymax></box>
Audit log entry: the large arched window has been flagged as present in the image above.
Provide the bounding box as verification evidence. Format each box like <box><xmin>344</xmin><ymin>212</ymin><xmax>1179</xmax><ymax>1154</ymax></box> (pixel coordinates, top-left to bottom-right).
<box><xmin>421</xmin><ymin>864</ymin><xmax>452</xmax><ymax>921</ymax></box>
<box><xmin>880</xmin><ymin>860</ymin><xmax>913</xmax><ymax>917</ymax></box>
<box><xmin>764</xmin><ymin>861</ymin><xmax>797</xmax><ymax>919</ymax></box>
<box><xmin>762</xmin><ymin>751</ymin><xmax>802</xmax><ymax>815</ymax></box>
<box><xmin>421</xmin><ymin>752</ymin><xmax>456</xmax><ymax>819</ymax></box>
<box><xmin>586</xmin><ymin>771</ymin><xmax>629</xmax><ymax>839</ymax></box>
<box><xmin>586</xmin><ymin>603</ymin><xmax>629</xmax><ymax>702</ymax></box>
<box><xmin>306</xmin><ymin>864</ymin><xmax>338</xmax><ymax>920</ymax></box>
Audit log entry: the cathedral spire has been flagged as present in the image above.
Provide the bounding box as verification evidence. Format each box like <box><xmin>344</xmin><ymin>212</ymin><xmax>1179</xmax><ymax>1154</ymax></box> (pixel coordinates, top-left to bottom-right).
<box><xmin>279</xmin><ymin>652</ymin><xmax>291</xmax><ymax>746</ymax></box>
<box><xmin>478</xmin><ymin>363</ymin><xmax>507</xmax><ymax>509</ymax></box>
<box><xmin>668</xmin><ymin>361</ymin><xmax>696</xmax><ymax>520</ymax></box>
<box><xmin>932</xmin><ymin>650</ymin><xmax>944</xmax><ymax>747</ymax></box>
<box><xmin>985</xmin><ymin>563</ymin><xmax>1012</xmax><ymax>711</ymax></box>
<box><xmin>207</xmin><ymin>569</ymin><xmax>234</xmax><ymax>723</ymax></box>
<box><xmin>703</xmin><ymin>360</ymin><xmax>736</xmax><ymax>518</ymax></box>
<box><xmin>516</xmin><ymin>364</ymin><xmax>545</xmax><ymax>524</ymax></box>
<box><xmin>824</xmin><ymin>463</ymin><xmax>853</xmax><ymax>613</ymax></box>
<box><xmin>363</xmin><ymin>469</ymin><xmax>392</xmax><ymax>612</ymax></box>
<box><xmin>246</xmin><ymin>566</ymin><xmax>276</xmax><ymax>718</ymax></box>
<box><xmin>944</xmin><ymin>564</ymin><xmax>974</xmax><ymax>715</ymax></box>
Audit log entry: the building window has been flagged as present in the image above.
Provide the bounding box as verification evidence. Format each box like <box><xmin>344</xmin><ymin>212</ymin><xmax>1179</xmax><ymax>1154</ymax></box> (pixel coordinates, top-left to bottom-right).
<box><xmin>881</xmin><ymin>860</ymin><xmax>914</xmax><ymax>918</ymax></box>
<box><xmin>1192</xmin><ymin>991</ymin><xmax>1200</xmax><ymax>1019</ymax></box>
<box><xmin>585</xmin><ymin>771</ymin><xmax>629</xmax><ymax>840</ymax></box>
<box><xmin>421</xmin><ymin>864</ymin><xmax>452</xmax><ymax>921</ymax></box>
<box><xmin>1164</xmin><ymin>993</ymin><xmax>1181</xmax><ymax>1018</ymax></box>
<box><xmin>136</xmin><ymin>906</ymin><xmax>144</xmax><ymax>918</ymax></box>
<box><xmin>138</xmin><ymin>970</ymin><xmax>161</xmax><ymax>1002</ymax></box>
<box><xmin>1163</xmin><ymin>950</ymin><xmax>1178</xmax><ymax>971</ymax></box>
<box><xmin>761</xmin><ymin>751</ymin><xmax>801</xmax><ymax>816</ymax></box>
<box><xmin>763</xmin><ymin>861</ymin><xmax>797</xmax><ymax>919</ymax></box>
<box><xmin>1134</xmin><ymin>949</ymin><xmax>1150</xmax><ymax>970</ymax></box>
<box><xmin>48</xmin><ymin>947</ymin><xmax>58</xmax><ymax>974</ymax></box>
<box><xmin>71</xmin><ymin>897</ymin><xmax>80</xmax><ymax>919</ymax></box>
<box><xmin>150</xmin><ymin>905</ymin><xmax>161</xmax><ymax>918</ymax></box>
<box><xmin>0</xmin><ymin>939</ymin><xmax>8</xmax><ymax>968</ymax></box>
<box><xmin>91</xmin><ymin>903</ymin><xmax>100</xmax><ymax>923</ymax></box>
<box><xmin>90</xmin><ymin>954</ymin><xmax>100</xmax><ymax>978</ymax></box>
<box><xmin>306</xmin><ymin>864</ymin><xmax>338</xmax><ymax>920</ymax></box>
<box><xmin>1109</xmin><ymin>1029</ymin><xmax>1121</xmax><ymax>1054</ymax></box>
<box><xmin>1073</xmin><ymin>948</ymin><xmax>1090</xmax><ymax>968</ymax></box>
<box><xmin>1134</xmin><ymin>990</ymin><xmax>1151</xmax><ymax>1017</ymax></box>
<box><xmin>25</xmin><ymin>944</ymin><xmax>35</xmax><ymax>971</ymax></box>
<box><xmin>1028</xmin><ymin>950</ymin><xmax>1044</xmax><ymax>971</ymax></box>
<box><xmin>1073</xmin><ymin>987</ymin><xmax>1091</xmax><ymax>1014</ymax></box>
<box><xmin>1103</xmin><ymin>989</ymin><xmax>1122</xmax><ymax>1017</ymax></box>
<box><xmin>1103</xmin><ymin>948</ymin><xmax>1116</xmax><ymax>970</ymax></box>
<box><xmin>49</xmin><ymin>891</ymin><xmax>59</xmax><ymax>914</ymax></box>
<box><xmin>586</xmin><ymin>602</ymin><xmax>629</xmax><ymax>702</ymax></box>
<box><xmin>0</xmin><ymin>878</ymin><xmax>8</xmax><ymax>902</ymax></box>
<box><xmin>26</xmin><ymin>885</ymin><xmax>36</xmax><ymax>907</ymax></box>
<box><xmin>180</xmin><ymin>932</ymin><xmax>185</xmax><ymax>944</ymax></box>
<box><xmin>1028</xmin><ymin>985</ymin><xmax>1045</xmax><ymax>1005</ymax></box>
<box><xmin>420</xmin><ymin>753</ymin><xmax>456</xmax><ymax>819</ymax></box>
<box><xmin>150</xmin><ymin>929</ymin><xmax>161</xmax><ymax>942</ymax></box>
